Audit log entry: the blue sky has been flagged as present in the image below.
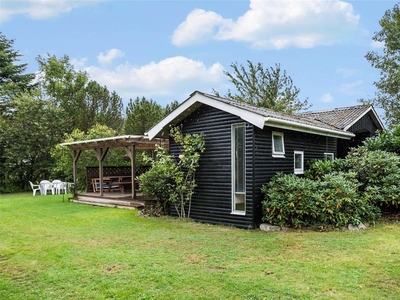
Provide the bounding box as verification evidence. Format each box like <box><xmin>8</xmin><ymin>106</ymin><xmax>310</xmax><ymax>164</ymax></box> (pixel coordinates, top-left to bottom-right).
<box><xmin>0</xmin><ymin>0</ymin><xmax>397</xmax><ymax>114</ymax></box>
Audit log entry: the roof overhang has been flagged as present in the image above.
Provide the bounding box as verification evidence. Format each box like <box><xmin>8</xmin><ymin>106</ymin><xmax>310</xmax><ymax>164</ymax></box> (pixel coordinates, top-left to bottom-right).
<box><xmin>147</xmin><ymin>91</ymin><xmax>355</xmax><ymax>140</ymax></box>
<box><xmin>146</xmin><ymin>92</ymin><xmax>265</xmax><ymax>139</ymax></box>
<box><xmin>265</xmin><ymin>118</ymin><xmax>354</xmax><ymax>139</ymax></box>
<box><xmin>60</xmin><ymin>135</ymin><xmax>168</xmax><ymax>151</ymax></box>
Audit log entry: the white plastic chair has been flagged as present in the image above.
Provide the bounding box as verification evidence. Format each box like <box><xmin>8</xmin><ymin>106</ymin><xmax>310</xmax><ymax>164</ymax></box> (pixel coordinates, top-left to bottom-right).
<box><xmin>29</xmin><ymin>181</ymin><xmax>41</xmax><ymax>196</ymax></box>
<box><xmin>40</xmin><ymin>180</ymin><xmax>53</xmax><ymax>195</ymax></box>
<box><xmin>52</xmin><ymin>180</ymin><xmax>66</xmax><ymax>194</ymax></box>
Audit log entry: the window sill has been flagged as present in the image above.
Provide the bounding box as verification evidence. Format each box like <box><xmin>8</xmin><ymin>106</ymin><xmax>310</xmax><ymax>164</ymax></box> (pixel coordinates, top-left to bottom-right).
<box><xmin>294</xmin><ymin>170</ymin><xmax>304</xmax><ymax>175</ymax></box>
<box><xmin>231</xmin><ymin>211</ymin><xmax>246</xmax><ymax>216</ymax></box>
<box><xmin>272</xmin><ymin>154</ymin><xmax>285</xmax><ymax>158</ymax></box>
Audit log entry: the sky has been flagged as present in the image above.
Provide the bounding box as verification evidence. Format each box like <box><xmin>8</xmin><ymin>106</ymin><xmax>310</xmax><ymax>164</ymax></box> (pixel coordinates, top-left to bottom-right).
<box><xmin>0</xmin><ymin>0</ymin><xmax>397</xmax><ymax>115</ymax></box>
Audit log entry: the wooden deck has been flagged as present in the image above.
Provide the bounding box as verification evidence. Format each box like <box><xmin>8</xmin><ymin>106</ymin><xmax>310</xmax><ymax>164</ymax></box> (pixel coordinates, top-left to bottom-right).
<box><xmin>69</xmin><ymin>192</ymin><xmax>158</xmax><ymax>210</ymax></box>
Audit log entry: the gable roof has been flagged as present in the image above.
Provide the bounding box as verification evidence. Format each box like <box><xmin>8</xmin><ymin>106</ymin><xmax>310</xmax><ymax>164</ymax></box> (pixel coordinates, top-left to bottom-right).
<box><xmin>298</xmin><ymin>105</ymin><xmax>384</xmax><ymax>131</ymax></box>
<box><xmin>146</xmin><ymin>91</ymin><xmax>354</xmax><ymax>140</ymax></box>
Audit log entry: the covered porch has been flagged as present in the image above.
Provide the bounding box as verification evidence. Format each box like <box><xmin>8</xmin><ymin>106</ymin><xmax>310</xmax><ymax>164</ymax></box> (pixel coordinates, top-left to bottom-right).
<box><xmin>60</xmin><ymin>135</ymin><xmax>168</xmax><ymax>209</ymax></box>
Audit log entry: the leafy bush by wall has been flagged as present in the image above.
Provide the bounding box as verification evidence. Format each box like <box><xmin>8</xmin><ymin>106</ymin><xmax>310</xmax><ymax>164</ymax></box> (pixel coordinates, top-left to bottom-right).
<box><xmin>261</xmin><ymin>172</ymin><xmax>380</xmax><ymax>228</ymax></box>
<box><xmin>304</xmin><ymin>158</ymin><xmax>348</xmax><ymax>181</ymax></box>
<box><xmin>346</xmin><ymin>146</ymin><xmax>400</xmax><ymax>206</ymax></box>
<box><xmin>363</xmin><ymin>125</ymin><xmax>400</xmax><ymax>154</ymax></box>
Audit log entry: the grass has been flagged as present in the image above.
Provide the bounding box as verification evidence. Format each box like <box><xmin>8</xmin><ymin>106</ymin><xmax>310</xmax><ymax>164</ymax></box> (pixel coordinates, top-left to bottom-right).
<box><xmin>0</xmin><ymin>193</ymin><xmax>400</xmax><ymax>300</ymax></box>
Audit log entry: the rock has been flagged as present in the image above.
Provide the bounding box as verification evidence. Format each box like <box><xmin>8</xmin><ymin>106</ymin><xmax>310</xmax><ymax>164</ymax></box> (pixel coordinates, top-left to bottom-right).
<box><xmin>260</xmin><ymin>223</ymin><xmax>281</xmax><ymax>232</ymax></box>
<box><xmin>348</xmin><ymin>223</ymin><xmax>367</xmax><ymax>231</ymax></box>
<box><xmin>348</xmin><ymin>224</ymin><xmax>359</xmax><ymax>231</ymax></box>
<box><xmin>358</xmin><ymin>223</ymin><xmax>367</xmax><ymax>230</ymax></box>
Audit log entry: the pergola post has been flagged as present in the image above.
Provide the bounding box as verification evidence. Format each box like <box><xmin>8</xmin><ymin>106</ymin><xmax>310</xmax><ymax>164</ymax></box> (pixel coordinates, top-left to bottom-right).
<box><xmin>93</xmin><ymin>147</ymin><xmax>109</xmax><ymax>196</ymax></box>
<box><xmin>72</xmin><ymin>150</ymin><xmax>81</xmax><ymax>195</ymax></box>
<box><xmin>124</xmin><ymin>145</ymin><xmax>136</xmax><ymax>199</ymax></box>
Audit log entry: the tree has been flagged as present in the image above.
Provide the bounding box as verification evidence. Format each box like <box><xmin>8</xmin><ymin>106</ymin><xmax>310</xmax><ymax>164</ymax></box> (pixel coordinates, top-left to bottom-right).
<box><xmin>0</xmin><ymin>91</ymin><xmax>67</xmax><ymax>192</ymax></box>
<box><xmin>123</xmin><ymin>96</ymin><xmax>164</xmax><ymax>135</ymax></box>
<box><xmin>0</xmin><ymin>31</ymin><xmax>36</xmax><ymax>104</ymax></box>
<box><xmin>364</xmin><ymin>4</ymin><xmax>400</xmax><ymax>129</ymax></box>
<box><xmin>36</xmin><ymin>54</ymin><xmax>123</xmax><ymax>133</ymax></box>
<box><xmin>215</xmin><ymin>61</ymin><xmax>310</xmax><ymax>114</ymax></box>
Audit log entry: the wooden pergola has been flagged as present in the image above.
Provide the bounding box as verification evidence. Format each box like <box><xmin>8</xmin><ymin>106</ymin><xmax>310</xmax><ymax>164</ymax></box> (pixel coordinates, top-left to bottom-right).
<box><xmin>60</xmin><ymin>135</ymin><xmax>168</xmax><ymax>199</ymax></box>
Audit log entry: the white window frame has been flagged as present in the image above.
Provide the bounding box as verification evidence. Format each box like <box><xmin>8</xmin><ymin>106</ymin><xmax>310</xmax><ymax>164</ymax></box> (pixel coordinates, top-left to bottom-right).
<box><xmin>294</xmin><ymin>151</ymin><xmax>304</xmax><ymax>174</ymax></box>
<box><xmin>231</xmin><ymin>123</ymin><xmax>246</xmax><ymax>215</ymax></box>
<box><xmin>324</xmin><ymin>153</ymin><xmax>334</xmax><ymax>161</ymax></box>
<box><xmin>272</xmin><ymin>131</ymin><xmax>285</xmax><ymax>158</ymax></box>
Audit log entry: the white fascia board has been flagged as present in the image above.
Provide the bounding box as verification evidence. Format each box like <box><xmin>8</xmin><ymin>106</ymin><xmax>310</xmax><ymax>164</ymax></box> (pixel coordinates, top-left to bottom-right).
<box><xmin>60</xmin><ymin>135</ymin><xmax>146</xmax><ymax>146</ymax></box>
<box><xmin>265</xmin><ymin>117</ymin><xmax>354</xmax><ymax>139</ymax></box>
<box><xmin>343</xmin><ymin>106</ymin><xmax>385</xmax><ymax>131</ymax></box>
<box><xmin>146</xmin><ymin>92</ymin><xmax>265</xmax><ymax>140</ymax></box>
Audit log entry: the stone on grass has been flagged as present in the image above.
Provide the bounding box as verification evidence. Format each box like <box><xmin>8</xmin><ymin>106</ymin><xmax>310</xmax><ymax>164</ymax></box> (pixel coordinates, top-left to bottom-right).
<box><xmin>348</xmin><ymin>222</ymin><xmax>367</xmax><ymax>231</ymax></box>
<box><xmin>260</xmin><ymin>223</ymin><xmax>281</xmax><ymax>232</ymax></box>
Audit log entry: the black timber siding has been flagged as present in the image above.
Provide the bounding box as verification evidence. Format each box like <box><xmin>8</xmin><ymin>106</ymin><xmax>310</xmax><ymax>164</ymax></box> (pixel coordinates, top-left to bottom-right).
<box><xmin>169</xmin><ymin>104</ymin><xmax>337</xmax><ymax>229</ymax></box>
<box><xmin>252</xmin><ymin>126</ymin><xmax>337</xmax><ymax>225</ymax></box>
<box><xmin>170</xmin><ymin>105</ymin><xmax>255</xmax><ymax>229</ymax></box>
<box><xmin>348</xmin><ymin>113</ymin><xmax>378</xmax><ymax>135</ymax></box>
<box><xmin>338</xmin><ymin>113</ymin><xmax>379</xmax><ymax>158</ymax></box>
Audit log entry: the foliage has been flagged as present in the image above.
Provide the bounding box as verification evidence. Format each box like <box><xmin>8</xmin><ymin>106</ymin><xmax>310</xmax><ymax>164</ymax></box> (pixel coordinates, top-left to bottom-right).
<box><xmin>51</xmin><ymin>124</ymin><xmax>127</xmax><ymax>191</ymax></box>
<box><xmin>123</xmin><ymin>96</ymin><xmax>164</xmax><ymax>135</ymax></box>
<box><xmin>215</xmin><ymin>60</ymin><xmax>311</xmax><ymax>113</ymax></box>
<box><xmin>0</xmin><ymin>31</ymin><xmax>36</xmax><ymax>104</ymax></box>
<box><xmin>138</xmin><ymin>126</ymin><xmax>205</xmax><ymax>218</ymax></box>
<box><xmin>36</xmin><ymin>54</ymin><xmax>123</xmax><ymax>133</ymax></box>
<box><xmin>261</xmin><ymin>172</ymin><xmax>380</xmax><ymax>228</ymax></box>
<box><xmin>0</xmin><ymin>91</ymin><xmax>67</xmax><ymax>193</ymax></box>
<box><xmin>304</xmin><ymin>158</ymin><xmax>348</xmax><ymax>181</ymax></box>
<box><xmin>363</xmin><ymin>125</ymin><xmax>400</xmax><ymax>154</ymax></box>
<box><xmin>136</xmin><ymin>146</ymin><xmax>177</xmax><ymax>215</ymax></box>
<box><xmin>346</xmin><ymin>146</ymin><xmax>400</xmax><ymax>206</ymax></box>
<box><xmin>363</xmin><ymin>4</ymin><xmax>400</xmax><ymax>129</ymax></box>
<box><xmin>123</xmin><ymin>97</ymin><xmax>180</xmax><ymax>135</ymax></box>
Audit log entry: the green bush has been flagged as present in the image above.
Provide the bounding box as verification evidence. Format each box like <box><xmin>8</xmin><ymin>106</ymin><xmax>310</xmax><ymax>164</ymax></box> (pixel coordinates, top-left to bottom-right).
<box><xmin>304</xmin><ymin>158</ymin><xmax>348</xmax><ymax>181</ymax></box>
<box><xmin>346</xmin><ymin>147</ymin><xmax>400</xmax><ymax>206</ymax></box>
<box><xmin>363</xmin><ymin>125</ymin><xmax>400</xmax><ymax>154</ymax></box>
<box><xmin>137</xmin><ymin>126</ymin><xmax>205</xmax><ymax>218</ymax></box>
<box><xmin>261</xmin><ymin>172</ymin><xmax>380</xmax><ymax>228</ymax></box>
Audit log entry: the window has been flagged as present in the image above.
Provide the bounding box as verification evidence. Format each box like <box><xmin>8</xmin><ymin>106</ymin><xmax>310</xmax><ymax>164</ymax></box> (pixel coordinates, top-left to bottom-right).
<box><xmin>272</xmin><ymin>132</ymin><xmax>285</xmax><ymax>157</ymax></box>
<box><xmin>294</xmin><ymin>151</ymin><xmax>304</xmax><ymax>174</ymax></box>
<box><xmin>231</xmin><ymin>124</ymin><xmax>246</xmax><ymax>214</ymax></box>
<box><xmin>324</xmin><ymin>153</ymin><xmax>334</xmax><ymax>161</ymax></box>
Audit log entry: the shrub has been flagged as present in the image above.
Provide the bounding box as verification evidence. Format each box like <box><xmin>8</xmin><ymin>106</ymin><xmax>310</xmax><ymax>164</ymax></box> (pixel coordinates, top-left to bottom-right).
<box><xmin>261</xmin><ymin>173</ymin><xmax>318</xmax><ymax>228</ymax></box>
<box><xmin>261</xmin><ymin>172</ymin><xmax>380</xmax><ymax>228</ymax></box>
<box><xmin>137</xmin><ymin>146</ymin><xmax>177</xmax><ymax>215</ymax></box>
<box><xmin>304</xmin><ymin>158</ymin><xmax>348</xmax><ymax>181</ymax></box>
<box><xmin>346</xmin><ymin>147</ymin><xmax>400</xmax><ymax>206</ymax></box>
<box><xmin>137</xmin><ymin>126</ymin><xmax>205</xmax><ymax>218</ymax></box>
<box><xmin>363</xmin><ymin>125</ymin><xmax>400</xmax><ymax>154</ymax></box>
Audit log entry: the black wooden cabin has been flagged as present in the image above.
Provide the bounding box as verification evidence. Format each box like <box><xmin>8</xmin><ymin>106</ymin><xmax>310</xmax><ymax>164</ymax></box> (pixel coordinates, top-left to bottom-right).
<box><xmin>147</xmin><ymin>91</ymin><xmax>383</xmax><ymax>229</ymax></box>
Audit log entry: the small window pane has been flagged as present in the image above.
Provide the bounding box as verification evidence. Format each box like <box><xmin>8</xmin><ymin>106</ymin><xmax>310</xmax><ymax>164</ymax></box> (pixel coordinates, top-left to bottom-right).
<box><xmin>294</xmin><ymin>151</ymin><xmax>304</xmax><ymax>174</ymax></box>
<box><xmin>273</xmin><ymin>135</ymin><xmax>283</xmax><ymax>153</ymax></box>
<box><xmin>295</xmin><ymin>153</ymin><xmax>302</xmax><ymax>169</ymax></box>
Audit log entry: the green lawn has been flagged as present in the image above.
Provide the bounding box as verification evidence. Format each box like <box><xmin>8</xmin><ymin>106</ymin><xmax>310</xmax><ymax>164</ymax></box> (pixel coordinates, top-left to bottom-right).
<box><xmin>0</xmin><ymin>193</ymin><xmax>399</xmax><ymax>300</ymax></box>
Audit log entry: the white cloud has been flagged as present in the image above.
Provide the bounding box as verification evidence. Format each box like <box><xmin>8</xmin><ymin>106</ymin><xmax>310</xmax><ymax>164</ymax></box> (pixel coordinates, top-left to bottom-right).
<box><xmin>338</xmin><ymin>80</ymin><xmax>363</xmax><ymax>95</ymax></box>
<box><xmin>370</xmin><ymin>40</ymin><xmax>384</xmax><ymax>49</ymax></box>
<box><xmin>97</xmin><ymin>49</ymin><xmax>125</xmax><ymax>64</ymax></box>
<box><xmin>82</xmin><ymin>55</ymin><xmax>225</xmax><ymax>101</ymax></box>
<box><xmin>0</xmin><ymin>0</ymin><xmax>105</xmax><ymax>22</ymax></box>
<box><xmin>320</xmin><ymin>93</ymin><xmax>333</xmax><ymax>103</ymax></box>
<box><xmin>172</xmin><ymin>9</ymin><xmax>233</xmax><ymax>46</ymax></box>
<box><xmin>172</xmin><ymin>0</ymin><xmax>364</xmax><ymax>49</ymax></box>
<box><xmin>336</xmin><ymin>68</ymin><xmax>357</xmax><ymax>78</ymax></box>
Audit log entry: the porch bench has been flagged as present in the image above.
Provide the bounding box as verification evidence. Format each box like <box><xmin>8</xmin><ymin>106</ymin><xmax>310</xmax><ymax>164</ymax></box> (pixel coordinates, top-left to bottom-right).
<box><xmin>91</xmin><ymin>178</ymin><xmax>122</xmax><ymax>193</ymax></box>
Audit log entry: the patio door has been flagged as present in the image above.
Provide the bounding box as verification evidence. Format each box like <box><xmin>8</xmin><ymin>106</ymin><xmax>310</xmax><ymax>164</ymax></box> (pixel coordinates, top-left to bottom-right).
<box><xmin>231</xmin><ymin>123</ymin><xmax>246</xmax><ymax>214</ymax></box>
